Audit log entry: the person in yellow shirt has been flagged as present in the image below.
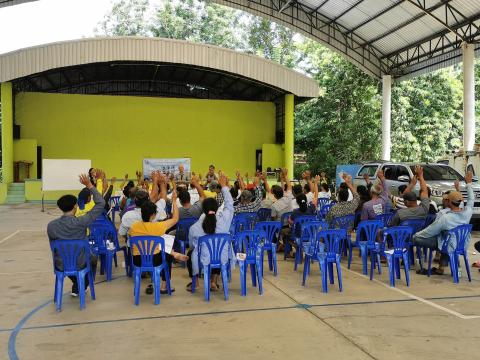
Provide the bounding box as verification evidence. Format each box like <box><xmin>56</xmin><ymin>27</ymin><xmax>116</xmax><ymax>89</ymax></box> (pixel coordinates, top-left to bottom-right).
<box><xmin>129</xmin><ymin>190</ymin><xmax>188</xmax><ymax>294</ymax></box>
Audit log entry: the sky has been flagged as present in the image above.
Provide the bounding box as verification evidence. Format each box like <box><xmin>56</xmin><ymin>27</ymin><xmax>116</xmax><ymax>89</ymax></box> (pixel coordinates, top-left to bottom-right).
<box><xmin>0</xmin><ymin>0</ymin><xmax>114</xmax><ymax>55</ymax></box>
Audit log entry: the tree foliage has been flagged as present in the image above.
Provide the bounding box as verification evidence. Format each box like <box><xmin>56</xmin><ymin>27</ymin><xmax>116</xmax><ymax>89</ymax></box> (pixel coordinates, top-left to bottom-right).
<box><xmin>97</xmin><ymin>0</ymin><xmax>479</xmax><ymax>179</ymax></box>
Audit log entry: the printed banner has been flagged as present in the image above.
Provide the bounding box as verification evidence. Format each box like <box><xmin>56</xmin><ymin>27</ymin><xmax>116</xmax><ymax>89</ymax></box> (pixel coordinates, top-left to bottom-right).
<box><xmin>142</xmin><ymin>158</ymin><xmax>191</xmax><ymax>179</ymax></box>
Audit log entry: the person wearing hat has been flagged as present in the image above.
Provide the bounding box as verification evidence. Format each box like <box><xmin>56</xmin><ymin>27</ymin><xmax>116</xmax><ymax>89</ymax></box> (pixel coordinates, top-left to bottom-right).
<box><xmin>388</xmin><ymin>168</ymin><xmax>430</xmax><ymax>227</ymax></box>
<box><xmin>414</xmin><ymin>169</ymin><xmax>475</xmax><ymax>275</ymax></box>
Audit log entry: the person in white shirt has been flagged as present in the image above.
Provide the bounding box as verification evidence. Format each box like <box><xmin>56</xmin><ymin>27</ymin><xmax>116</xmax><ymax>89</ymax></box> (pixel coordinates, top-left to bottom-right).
<box><xmin>271</xmin><ymin>168</ymin><xmax>294</xmax><ymax>220</ymax></box>
<box><xmin>318</xmin><ymin>183</ymin><xmax>331</xmax><ymax>199</ymax></box>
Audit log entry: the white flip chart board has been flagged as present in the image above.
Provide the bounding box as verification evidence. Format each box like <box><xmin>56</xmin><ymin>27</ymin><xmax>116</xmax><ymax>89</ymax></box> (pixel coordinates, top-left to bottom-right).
<box><xmin>42</xmin><ymin>159</ymin><xmax>92</xmax><ymax>191</ymax></box>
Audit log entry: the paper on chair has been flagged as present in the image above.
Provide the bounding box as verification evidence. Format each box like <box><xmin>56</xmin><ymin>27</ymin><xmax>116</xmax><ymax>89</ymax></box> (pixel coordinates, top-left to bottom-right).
<box><xmin>162</xmin><ymin>234</ymin><xmax>175</xmax><ymax>254</ymax></box>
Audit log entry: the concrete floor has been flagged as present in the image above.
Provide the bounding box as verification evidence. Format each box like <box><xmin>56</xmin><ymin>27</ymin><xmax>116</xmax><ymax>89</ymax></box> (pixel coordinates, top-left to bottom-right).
<box><xmin>1</xmin><ymin>203</ymin><xmax>480</xmax><ymax>360</ymax></box>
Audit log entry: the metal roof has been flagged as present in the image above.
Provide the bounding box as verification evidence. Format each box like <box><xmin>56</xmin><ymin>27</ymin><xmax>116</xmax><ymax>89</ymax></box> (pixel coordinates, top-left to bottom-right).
<box><xmin>0</xmin><ymin>0</ymin><xmax>36</xmax><ymax>8</ymax></box>
<box><xmin>0</xmin><ymin>37</ymin><xmax>320</xmax><ymax>99</ymax></box>
<box><xmin>214</xmin><ymin>0</ymin><xmax>480</xmax><ymax>79</ymax></box>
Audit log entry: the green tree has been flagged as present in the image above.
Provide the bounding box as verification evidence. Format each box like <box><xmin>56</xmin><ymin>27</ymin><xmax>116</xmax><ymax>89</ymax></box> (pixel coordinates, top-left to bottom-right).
<box><xmin>96</xmin><ymin>0</ymin><xmax>151</xmax><ymax>36</ymax></box>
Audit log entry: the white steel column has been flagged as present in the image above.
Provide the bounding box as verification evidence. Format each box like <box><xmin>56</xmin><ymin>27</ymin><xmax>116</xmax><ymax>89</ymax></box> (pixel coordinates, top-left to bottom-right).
<box><xmin>381</xmin><ymin>74</ymin><xmax>392</xmax><ymax>161</ymax></box>
<box><xmin>463</xmin><ymin>43</ymin><xmax>476</xmax><ymax>152</ymax></box>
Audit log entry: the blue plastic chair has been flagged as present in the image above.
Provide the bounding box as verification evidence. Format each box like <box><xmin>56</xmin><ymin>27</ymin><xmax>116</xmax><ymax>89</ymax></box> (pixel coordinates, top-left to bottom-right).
<box><xmin>50</xmin><ymin>239</ymin><xmax>96</xmax><ymax>311</ymax></box>
<box><xmin>236</xmin><ymin>230</ymin><xmax>266</xmax><ymax>295</ymax></box>
<box><xmin>109</xmin><ymin>196</ymin><xmax>121</xmax><ymax>223</ymax></box>
<box><xmin>354</xmin><ymin>220</ymin><xmax>383</xmax><ymax>276</ymax></box>
<box><xmin>254</xmin><ymin>221</ymin><xmax>281</xmax><ymax>275</ymax></box>
<box><xmin>301</xmin><ymin>220</ymin><xmax>329</xmax><ymax>285</ymax></box>
<box><xmin>129</xmin><ymin>236</ymin><xmax>171</xmax><ymax>305</ymax></box>
<box><xmin>193</xmin><ymin>233</ymin><xmax>232</xmax><ymax>301</ymax></box>
<box><xmin>233</xmin><ymin>212</ymin><xmax>257</xmax><ymax>232</ymax></box>
<box><xmin>375</xmin><ymin>212</ymin><xmax>394</xmax><ymax>228</ymax></box>
<box><xmin>331</xmin><ymin>214</ymin><xmax>355</xmax><ymax>258</ymax></box>
<box><xmin>292</xmin><ymin>215</ymin><xmax>318</xmax><ymax>270</ymax></box>
<box><xmin>175</xmin><ymin>217</ymin><xmax>198</xmax><ymax>267</ymax></box>
<box><xmin>382</xmin><ymin>226</ymin><xmax>412</xmax><ymax>287</ymax></box>
<box><xmin>317</xmin><ymin>198</ymin><xmax>330</xmax><ymax>211</ymax></box>
<box><xmin>318</xmin><ymin>203</ymin><xmax>334</xmax><ymax>220</ymax></box>
<box><xmin>256</xmin><ymin>208</ymin><xmax>272</xmax><ymax>222</ymax></box>
<box><xmin>424</xmin><ymin>213</ymin><xmax>437</xmax><ymax>228</ymax></box>
<box><xmin>316</xmin><ymin>229</ymin><xmax>346</xmax><ymax>293</ymax></box>
<box><xmin>427</xmin><ymin>224</ymin><xmax>473</xmax><ymax>283</ymax></box>
<box><xmin>401</xmin><ymin>218</ymin><xmax>427</xmax><ymax>265</ymax></box>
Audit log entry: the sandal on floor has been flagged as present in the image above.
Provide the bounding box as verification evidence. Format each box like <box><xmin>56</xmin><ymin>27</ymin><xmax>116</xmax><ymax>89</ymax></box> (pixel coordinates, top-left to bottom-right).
<box><xmin>145</xmin><ymin>284</ymin><xmax>153</xmax><ymax>295</ymax></box>
<box><xmin>160</xmin><ymin>288</ymin><xmax>175</xmax><ymax>295</ymax></box>
<box><xmin>472</xmin><ymin>261</ymin><xmax>480</xmax><ymax>268</ymax></box>
<box><xmin>416</xmin><ymin>269</ymin><xmax>428</xmax><ymax>275</ymax></box>
<box><xmin>186</xmin><ymin>282</ymin><xmax>193</xmax><ymax>292</ymax></box>
<box><xmin>430</xmin><ymin>267</ymin><xmax>444</xmax><ymax>275</ymax></box>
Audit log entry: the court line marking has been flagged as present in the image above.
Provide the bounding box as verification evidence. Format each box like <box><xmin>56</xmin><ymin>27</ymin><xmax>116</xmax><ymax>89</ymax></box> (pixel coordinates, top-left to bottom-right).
<box><xmin>0</xmin><ymin>231</ymin><xmax>20</xmax><ymax>245</ymax></box>
<box><xmin>345</xmin><ymin>268</ymin><xmax>480</xmax><ymax>320</ymax></box>
<box><xmin>2</xmin><ymin>293</ymin><xmax>480</xmax><ymax>334</ymax></box>
<box><xmin>0</xmin><ymin>229</ymin><xmax>44</xmax><ymax>246</ymax></box>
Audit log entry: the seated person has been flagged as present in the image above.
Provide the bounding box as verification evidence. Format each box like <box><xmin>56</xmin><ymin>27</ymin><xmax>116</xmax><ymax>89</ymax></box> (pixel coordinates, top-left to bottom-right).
<box><xmin>271</xmin><ymin>168</ymin><xmax>294</xmax><ymax>221</ymax></box>
<box><xmin>388</xmin><ymin>167</ymin><xmax>429</xmax><ymax>226</ymax></box>
<box><xmin>361</xmin><ymin>170</ymin><xmax>389</xmax><ymax>220</ymax></box>
<box><xmin>318</xmin><ymin>183</ymin><xmax>331</xmax><ymax>199</ymax></box>
<box><xmin>414</xmin><ymin>169</ymin><xmax>474</xmax><ymax>275</ymax></box>
<box><xmin>326</xmin><ymin>174</ymin><xmax>359</xmax><ymax>224</ymax></box>
<box><xmin>118</xmin><ymin>172</ymin><xmax>167</xmax><ymax>244</ymax></box>
<box><xmin>174</xmin><ymin>164</ymin><xmax>190</xmax><ymax>189</ymax></box>
<box><xmin>47</xmin><ymin>174</ymin><xmax>105</xmax><ymax>296</ymax></box>
<box><xmin>178</xmin><ymin>175</ymin><xmax>205</xmax><ymax>219</ymax></box>
<box><xmin>290</xmin><ymin>184</ymin><xmax>303</xmax><ymax>211</ymax></box>
<box><xmin>204</xmin><ymin>164</ymin><xmax>218</xmax><ymax>188</ymax></box>
<box><xmin>129</xmin><ymin>197</ymin><xmax>188</xmax><ymax>294</ymax></box>
<box><xmin>186</xmin><ymin>174</ymin><xmax>234</xmax><ymax>292</ymax></box>
<box><xmin>234</xmin><ymin>175</ymin><xmax>264</xmax><ymax>214</ymax></box>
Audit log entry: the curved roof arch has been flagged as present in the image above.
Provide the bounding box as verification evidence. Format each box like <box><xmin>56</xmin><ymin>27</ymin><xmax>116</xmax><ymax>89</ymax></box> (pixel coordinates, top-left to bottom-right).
<box><xmin>0</xmin><ymin>36</ymin><xmax>319</xmax><ymax>98</ymax></box>
<box><xmin>214</xmin><ymin>0</ymin><xmax>480</xmax><ymax>80</ymax></box>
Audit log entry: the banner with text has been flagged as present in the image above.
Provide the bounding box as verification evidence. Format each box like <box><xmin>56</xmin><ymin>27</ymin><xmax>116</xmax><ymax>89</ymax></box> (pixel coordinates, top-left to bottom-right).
<box><xmin>142</xmin><ymin>158</ymin><xmax>191</xmax><ymax>179</ymax></box>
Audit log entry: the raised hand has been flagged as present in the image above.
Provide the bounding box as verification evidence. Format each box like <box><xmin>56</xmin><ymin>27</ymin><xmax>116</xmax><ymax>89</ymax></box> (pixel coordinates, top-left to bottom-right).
<box><xmin>454</xmin><ymin>179</ymin><xmax>460</xmax><ymax>191</ymax></box>
<box><xmin>314</xmin><ymin>175</ymin><xmax>320</xmax><ymax>183</ymax></box>
<box><xmin>465</xmin><ymin>171</ymin><xmax>473</xmax><ymax>184</ymax></box>
<box><xmin>218</xmin><ymin>174</ymin><xmax>228</xmax><ymax>188</ymax></box>
<box><xmin>110</xmin><ymin>176</ymin><xmax>117</xmax><ymax>186</ymax></box>
<box><xmin>261</xmin><ymin>172</ymin><xmax>267</xmax><ymax>181</ymax></box>
<box><xmin>79</xmin><ymin>174</ymin><xmax>93</xmax><ymax>189</ymax></box>
<box><xmin>235</xmin><ymin>170</ymin><xmax>241</xmax><ymax>179</ymax></box>
<box><xmin>363</xmin><ymin>173</ymin><xmax>370</xmax><ymax>183</ymax></box>
<box><xmin>415</xmin><ymin>165</ymin><xmax>424</xmax><ymax>178</ymax></box>
<box><xmin>377</xmin><ymin>169</ymin><xmax>385</xmax><ymax>179</ymax></box>
<box><xmin>124</xmin><ymin>174</ymin><xmax>128</xmax><ymax>180</ymax></box>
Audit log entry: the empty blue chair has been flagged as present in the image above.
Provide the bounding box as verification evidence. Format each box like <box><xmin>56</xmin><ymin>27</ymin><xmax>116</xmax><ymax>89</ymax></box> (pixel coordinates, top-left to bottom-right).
<box><xmin>50</xmin><ymin>239</ymin><xmax>96</xmax><ymax>311</ymax></box>
<box><xmin>354</xmin><ymin>220</ymin><xmax>383</xmax><ymax>276</ymax></box>
<box><xmin>427</xmin><ymin>224</ymin><xmax>473</xmax><ymax>283</ymax></box>
<box><xmin>193</xmin><ymin>233</ymin><xmax>232</xmax><ymax>301</ymax></box>
<box><xmin>175</xmin><ymin>217</ymin><xmax>198</xmax><ymax>267</ymax></box>
<box><xmin>301</xmin><ymin>220</ymin><xmax>329</xmax><ymax>285</ymax></box>
<box><xmin>88</xmin><ymin>222</ymin><xmax>123</xmax><ymax>281</ymax></box>
<box><xmin>254</xmin><ymin>221</ymin><xmax>281</xmax><ymax>275</ymax></box>
<box><xmin>382</xmin><ymin>226</ymin><xmax>412</xmax><ymax>287</ymax></box>
<box><xmin>317</xmin><ymin>229</ymin><xmax>346</xmax><ymax>292</ymax></box>
<box><xmin>331</xmin><ymin>214</ymin><xmax>355</xmax><ymax>258</ymax></box>
<box><xmin>236</xmin><ymin>230</ymin><xmax>266</xmax><ymax>295</ymax></box>
<box><xmin>233</xmin><ymin>212</ymin><xmax>257</xmax><ymax>232</ymax></box>
<box><xmin>292</xmin><ymin>215</ymin><xmax>318</xmax><ymax>270</ymax></box>
<box><xmin>109</xmin><ymin>196</ymin><xmax>121</xmax><ymax>223</ymax></box>
<box><xmin>129</xmin><ymin>236</ymin><xmax>171</xmax><ymax>305</ymax></box>
<box><xmin>256</xmin><ymin>208</ymin><xmax>272</xmax><ymax>222</ymax></box>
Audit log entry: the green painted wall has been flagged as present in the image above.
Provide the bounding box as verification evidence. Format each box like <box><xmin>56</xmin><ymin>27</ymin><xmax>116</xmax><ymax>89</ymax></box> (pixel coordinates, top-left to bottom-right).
<box><xmin>15</xmin><ymin>92</ymin><xmax>276</xmax><ymax>179</ymax></box>
<box><xmin>262</xmin><ymin>143</ymin><xmax>284</xmax><ymax>171</ymax></box>
<box><xmin>0</xmin><ymin>183</ymin><xmax>7</xmax><ymax>204</ymax></box>
<box><xmin>13</xmin><ymin>139</ymin><xmax>37</xmax><ymax>180</ymax></box>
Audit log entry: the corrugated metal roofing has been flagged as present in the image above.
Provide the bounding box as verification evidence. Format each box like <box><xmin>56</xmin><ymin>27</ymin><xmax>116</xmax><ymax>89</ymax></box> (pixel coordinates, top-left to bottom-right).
<box><xmin>214</xmin><ymin>0</ymin><xmax>480</xmax><ymax>79</ymax></box>
<box><xmin>0</xmin><ymin>37</ymin><xmax>320</xmax><ymax>98</ymax></box>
